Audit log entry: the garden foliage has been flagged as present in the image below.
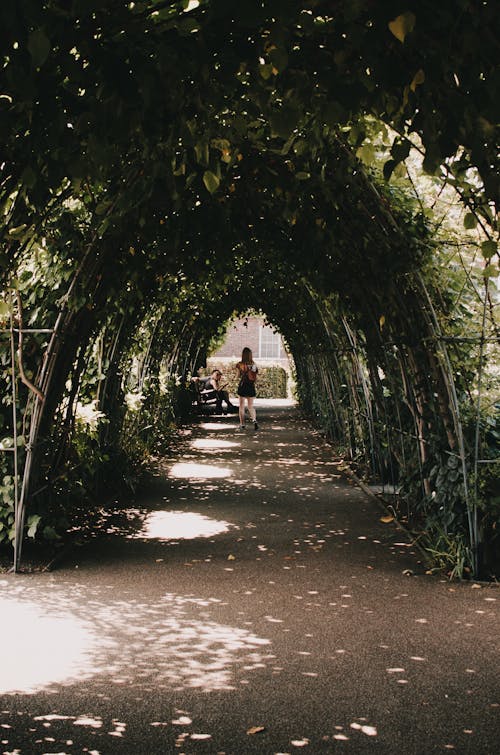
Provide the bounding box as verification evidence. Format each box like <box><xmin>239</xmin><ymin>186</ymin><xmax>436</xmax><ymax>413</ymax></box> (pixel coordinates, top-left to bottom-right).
<box><xmin>0</xmin><ymin>0</ymin><xmax>498</xmax><ymax>576</ymax></box>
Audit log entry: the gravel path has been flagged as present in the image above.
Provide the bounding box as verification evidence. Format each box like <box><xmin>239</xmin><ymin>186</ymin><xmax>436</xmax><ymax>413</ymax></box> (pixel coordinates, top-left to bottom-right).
<box><xmin>1</xmin><ymin>401</ymin><xmax>498</xmax><ymax>754</ymax></box>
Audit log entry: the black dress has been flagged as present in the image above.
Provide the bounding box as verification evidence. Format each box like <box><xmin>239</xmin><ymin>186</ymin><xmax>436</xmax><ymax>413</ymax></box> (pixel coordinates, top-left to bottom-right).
<box><xmin>237</xmin><ymin>364</ymin><xmax>257</xmax><ymax>397</ymax></box>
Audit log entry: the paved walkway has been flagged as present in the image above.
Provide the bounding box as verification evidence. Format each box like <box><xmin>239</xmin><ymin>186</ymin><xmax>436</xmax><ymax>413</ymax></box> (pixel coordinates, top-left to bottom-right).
<box><xmin>1</xmin><ymin>401</ymin><xmax>498</xmax><ymax>754</ymax></box>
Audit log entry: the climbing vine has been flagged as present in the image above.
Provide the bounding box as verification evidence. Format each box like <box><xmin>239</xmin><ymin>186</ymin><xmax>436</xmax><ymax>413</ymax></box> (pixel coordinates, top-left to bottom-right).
<box><xmin>0</xmin><ymin>0</ymin><xmax>498</xmax><ymax>575</ymax></box>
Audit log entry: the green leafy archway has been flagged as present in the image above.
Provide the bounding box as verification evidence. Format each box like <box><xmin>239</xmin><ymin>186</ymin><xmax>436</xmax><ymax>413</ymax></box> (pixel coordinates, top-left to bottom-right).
<box><xmin>1</xmin><ymin>0</ymin><xmax>498</xmax><ymax>576</ymax></box>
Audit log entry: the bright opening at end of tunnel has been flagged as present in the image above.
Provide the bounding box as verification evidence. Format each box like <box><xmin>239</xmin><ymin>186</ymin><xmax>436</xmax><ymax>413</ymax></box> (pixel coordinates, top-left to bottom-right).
<box><xmin>169</xmin><ymin>462</ymin><xmax>232</xmax><ymax>479</ymax></box>
<box><xmin>133</xmin><ymin>510</ymin><xmax>234</xmax><ymax>540</ymax></box>
<box><xmin>0</xmin><ymin>597</ymin><xmax>97</xmax><ymax>694</ymax></box>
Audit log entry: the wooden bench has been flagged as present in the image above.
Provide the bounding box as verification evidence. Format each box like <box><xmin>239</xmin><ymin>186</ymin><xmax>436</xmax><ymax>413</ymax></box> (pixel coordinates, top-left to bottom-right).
<box><xmin>190</xmin><ymin>377</ymin><xmax>220</xmax><ymax>415</ymax></box>
<box><xmin>190</xmin><ymin>377</ymin><xmax>238</xmax><ymax>416</ymax></box>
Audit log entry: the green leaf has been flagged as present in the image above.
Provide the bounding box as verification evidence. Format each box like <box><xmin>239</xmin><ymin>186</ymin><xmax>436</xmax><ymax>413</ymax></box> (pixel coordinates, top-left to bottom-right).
<box><xmin>481</xmin><ymin>240</ymin><xmax>497</xmax><ymax>260</ymax></box>
<box><xmin>410</xmin><ymin>69</ymin><xmax>425</xmax><ymax>92</ymax></box>
<box><xmin>295</xmin><ymin>172</ymin><xmax>311</xmax><ymax>180</ymax></box>
<box><xmin>0</xmin><ymin>300</ymin><xmax>10</xmax><ymax>317</ymax></box>
<box><xmin>259</xmin><ymin>63</ymin><xmax>273</xmax><ymax>80</ymax></box>
<box><xmin>28</xmin><ymin>29</ymin><xmax>51</xmax><ymax>68</ymax></box>
<box><xmin>203</xmin><ymin>170</ymin><xmax>220</xmax><ymax>194</ymax></box>
<box><xmin>356</xmin><ymin>144</ymin><xmax>376</xmax><ymax>164</ymax></box>
<box><xmin>7</xmin><ymin>224</ymin><xmax>28</xmax><ymax>239</ymax></box>
<box><xmin>27</xmin><ymin>514</ymin><xmax>42</xmax><ymax>539</ymax></box>
<box><xmin>42</xmin><ymin>525</ymin><xmax>61</xmax><ymax>540</ymax></box>
<box><xmin>391</xmin><ymin>139</ymin><xmax>411</xmax><ymax>164</ymax></box>
<box><xmin>383</xmin><ymin>159</ymin><xmax>397</xmax><ymax>180</ymax></box>
<box><xmin>422</xmin><ymin>150</ymin><xmax>440</xmax><ymax>176</ymax></box>
<box><xmin>483</xmin><ymin>264</ymin><xmax>498</xmax><ymax>278</ymax></box>
<box><xmin>95</xmin><ymin>200</ymin><xmax>112</xmax><ymax>216</ymax></box>
<box><xmin>388</xmin><ymin>12</ymin><xmax>416</xmax><ymax>44</ymax></box>
<box><xmin>463</xmin><ymin>213</ymin><xmax>477</xmax><ymax>230</ymax></box>
<box><xmin>393</xmin><ymin>162</ymin><xmax>406</xmax><ymax>178</ymax></box>
<box><xmin>173</xmin><ymin>161</ymin><xmax>185</xmax><ymax>176</ymax></box>
<box><xmin>194</xmin><ymin>141</ymin><xmax>209</xmax><ymax>167</ymax></box>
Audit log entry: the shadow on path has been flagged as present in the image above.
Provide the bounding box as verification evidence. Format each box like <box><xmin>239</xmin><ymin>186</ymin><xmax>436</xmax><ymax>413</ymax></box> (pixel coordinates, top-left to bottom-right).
<box><xmin>0</xmin><ymin>402</ymin><xmax>498</xmax><ymax>754</ymax></box>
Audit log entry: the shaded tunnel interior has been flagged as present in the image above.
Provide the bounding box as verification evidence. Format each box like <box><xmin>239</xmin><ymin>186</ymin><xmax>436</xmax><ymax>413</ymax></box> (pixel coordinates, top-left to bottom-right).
<box><xmin>0</xmin><ymin>1</ymin><xmax>498</xmax><ymax>577</ymax></box>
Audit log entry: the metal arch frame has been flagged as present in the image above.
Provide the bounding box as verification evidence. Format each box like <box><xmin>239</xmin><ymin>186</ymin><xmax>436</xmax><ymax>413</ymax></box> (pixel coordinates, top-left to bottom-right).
<box><xmin>0</xmin><ymin>287</ymin><xmax>53</xmax><ymax>572</ymax></box>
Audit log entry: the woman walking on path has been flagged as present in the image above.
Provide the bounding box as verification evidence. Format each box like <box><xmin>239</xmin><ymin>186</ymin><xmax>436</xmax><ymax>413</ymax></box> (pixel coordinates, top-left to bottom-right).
<box><xmin>236</xmin><ymin>347</ymin><xmax>258</xmax><ymax>430</ymax></box>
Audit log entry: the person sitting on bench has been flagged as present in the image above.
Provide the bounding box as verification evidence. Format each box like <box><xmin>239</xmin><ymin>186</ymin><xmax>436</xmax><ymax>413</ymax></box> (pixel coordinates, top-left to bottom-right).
<box><xmin>206</xmin><ymin>369</ymin><xmax>236</xmax><ymax>414</ymax></box>
<box><xmin>196</xmin><ymin>375</ymin><xmax>216</xmax><ymax>402</ymax></box>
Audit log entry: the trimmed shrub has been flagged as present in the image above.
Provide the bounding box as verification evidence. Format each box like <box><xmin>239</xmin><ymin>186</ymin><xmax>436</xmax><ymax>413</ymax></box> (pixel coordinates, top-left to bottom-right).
<box><xmin>205</xmin><ymin>362</ymin><xmax>288</xmax><ymax>398</ymax></box>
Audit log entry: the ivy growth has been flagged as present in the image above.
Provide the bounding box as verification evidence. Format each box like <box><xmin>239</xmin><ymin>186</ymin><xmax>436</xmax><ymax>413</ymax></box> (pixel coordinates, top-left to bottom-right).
<box><xmin>0</xmin><ymin>0</ymin><xmax>498</xmax><ymax>576</ymax></box>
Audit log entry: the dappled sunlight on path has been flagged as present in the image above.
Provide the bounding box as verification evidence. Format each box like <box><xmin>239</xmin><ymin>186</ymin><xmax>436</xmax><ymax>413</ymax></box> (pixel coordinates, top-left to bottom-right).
<box><xmin>1</xmin><ymin>402</ymin><xmax>498</xmax><ymax>754</ymax></box>
<box><xmin>0</xmin><ymin>593</ymin><xmax>99</xmax><ymax>695</ymax></box>
<box><xmin>0</xmin><ymin>582</ymin><xmax>271</xmax><ymax>697</ymax></box>
<box><xmin>169</xmin><ymin>461</ymin><xmax>234</xmax><ymax>479</ymax></box>
<box><xmin>132</xmin><ymin>510</ymin><xmax>234</xmax><ymax>541</ymax></box>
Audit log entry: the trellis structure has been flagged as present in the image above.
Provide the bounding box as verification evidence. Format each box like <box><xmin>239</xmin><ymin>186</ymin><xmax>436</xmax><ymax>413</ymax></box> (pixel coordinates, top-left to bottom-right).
<box><xmin>1</xmin><ymin>288</ymin><xmax>55</xmax><ymax>571</ymax></box>
<box><xmin>0</xmin><ymin>0</ymin><xmax>498</xmax><ymax>576</ymax></box>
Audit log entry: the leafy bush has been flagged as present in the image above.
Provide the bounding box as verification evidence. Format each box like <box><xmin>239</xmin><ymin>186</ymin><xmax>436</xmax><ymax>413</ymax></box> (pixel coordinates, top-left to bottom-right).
<box><xmin>420</xmin><ymin>525</ymin><xmax>473</xmax><ymax>580</ymax></box>
<box><xmin>205</xmin><ymin>363</ymin><xmax>288</xmax><ymax>398</ymax></box>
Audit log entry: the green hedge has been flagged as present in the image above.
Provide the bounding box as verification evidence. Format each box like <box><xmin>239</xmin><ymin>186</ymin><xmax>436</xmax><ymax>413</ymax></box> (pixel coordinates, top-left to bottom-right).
<box><xmin>205</xmin><ymin>362</ymin><xmax>288</xmax><ymax>399</ymax></box>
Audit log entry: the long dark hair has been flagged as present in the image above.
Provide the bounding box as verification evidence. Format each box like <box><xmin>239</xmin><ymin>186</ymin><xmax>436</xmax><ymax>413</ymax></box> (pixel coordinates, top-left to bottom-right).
<box><xmin>241</xmin><ymin>347</ymin><xmax>253</xmax><ymax>364</ymax></box>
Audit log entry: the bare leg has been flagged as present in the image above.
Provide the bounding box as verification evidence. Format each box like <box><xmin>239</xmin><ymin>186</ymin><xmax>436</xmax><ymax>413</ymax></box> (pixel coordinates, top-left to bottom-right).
<box><xmin>247</xmin><ymin>397</ymin><xmax>256</xmax><ymax>422</ymax></box>
<box><xmin>238</xmin><ymin>396</ymin><xmax>246</xmax><ymax>426</ymax></box>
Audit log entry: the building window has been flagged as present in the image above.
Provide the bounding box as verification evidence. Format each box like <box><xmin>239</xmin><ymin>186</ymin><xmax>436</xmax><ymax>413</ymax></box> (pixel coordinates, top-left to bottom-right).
<box><xmin>259</xmin><ymin>324</ymin><xmax>282</xmax><ymax>358</ymax></box>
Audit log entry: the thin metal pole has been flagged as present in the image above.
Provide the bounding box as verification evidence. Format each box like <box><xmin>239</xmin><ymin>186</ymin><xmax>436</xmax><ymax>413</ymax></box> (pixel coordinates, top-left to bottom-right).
<box><xmin>472</xmin><ymin>276</ymin><xmax>489</xmax><ymax>553</ymax></box>
<box><xmin>8</xmin><ymin>289</ymin><xmax>20</xmax><ymax>572</ymax></box>
<box><xmin>0</xmin><ymin>328</ymin><xmax>54</xmax><ymax>334</ymax></box>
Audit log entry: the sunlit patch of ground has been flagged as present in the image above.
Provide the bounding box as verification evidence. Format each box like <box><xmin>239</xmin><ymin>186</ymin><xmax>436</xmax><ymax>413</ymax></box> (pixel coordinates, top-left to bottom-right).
<box><xmin>0</xmin><ymin>596</ymin><xmax>98</xmax><ymax>694</ymax></box>
<box><xmin>169</xmin><ymin>462</ymin><xmax>233</xmax><ymax>479</ymax></box>
<box><xmin>130</xmin><ymin>510</ymin><xmax>235</xmax><ymax>541</ymax></box>
<box><xmin>190</xmin><ymin>438</ymin><xmax>240</xmax><ymax>450</ymax></box>
<box><xmin>0</xmin><ymin>584</ymin><xmax>272</xmax><ymax>696</ymax></box>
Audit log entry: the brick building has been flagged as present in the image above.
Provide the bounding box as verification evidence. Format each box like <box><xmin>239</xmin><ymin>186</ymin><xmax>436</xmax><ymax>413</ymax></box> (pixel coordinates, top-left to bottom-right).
<box><xmin>211</xmin><ymin>315</ymin><xmax>288</xmax><ymax>364</ymax></box>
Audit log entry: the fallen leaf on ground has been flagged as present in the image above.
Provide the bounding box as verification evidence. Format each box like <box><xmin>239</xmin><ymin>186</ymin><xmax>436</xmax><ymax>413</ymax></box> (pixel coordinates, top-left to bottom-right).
<box><xmin>247</xmin><ymin>725</ymin><xmax>266</xmax><ymax>735</ymax></box>
<box><xmin>227</xmin><ymin>554</ymin><xmax>236</xmax><ymax>561</ymax></box>
<box><xmin>380</xmin><ymin>515</ymin><xmax>394</xmax><ymax>523</ymax></box>
<box><xmin>351</xmin><ymin>723</ymin><xmax>378</xmax><ymax>736</ymax></box>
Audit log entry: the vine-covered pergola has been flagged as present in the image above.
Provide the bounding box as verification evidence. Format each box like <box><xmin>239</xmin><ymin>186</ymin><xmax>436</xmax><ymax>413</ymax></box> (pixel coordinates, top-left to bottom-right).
<box><xmin>0</xmin><ymin>0</ymin><xmax>498</xmax><ymax>577</ymax></box>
